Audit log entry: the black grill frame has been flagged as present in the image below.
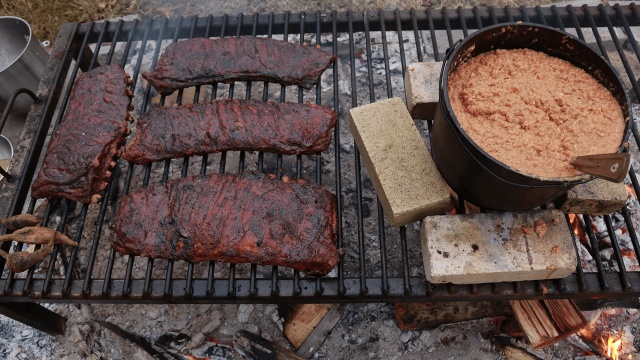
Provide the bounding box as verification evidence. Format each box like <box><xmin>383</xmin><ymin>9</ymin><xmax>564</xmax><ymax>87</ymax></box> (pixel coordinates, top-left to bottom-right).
<box><xmin>1</xmin><ymin>4</ymin><xmax>640</xmax><ymax>304</ymax></box>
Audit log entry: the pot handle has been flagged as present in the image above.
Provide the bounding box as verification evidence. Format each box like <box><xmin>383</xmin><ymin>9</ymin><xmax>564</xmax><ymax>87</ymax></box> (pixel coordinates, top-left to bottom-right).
<box><xmin>439</xmin><ymin>39</ymin><xmax>463</xmax><ymax>90</ymax></box>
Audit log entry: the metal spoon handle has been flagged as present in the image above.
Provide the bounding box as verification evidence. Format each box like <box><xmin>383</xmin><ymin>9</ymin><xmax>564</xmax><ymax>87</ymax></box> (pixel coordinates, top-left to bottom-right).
<box><xmin>569</xmin><ymin>152</ymin><xmax>630</xmax><ymax>183</ymax></box>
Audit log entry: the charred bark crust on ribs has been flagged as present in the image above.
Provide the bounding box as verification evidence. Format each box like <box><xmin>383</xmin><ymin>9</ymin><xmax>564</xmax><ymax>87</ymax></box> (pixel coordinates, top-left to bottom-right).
<box><xmin>123</xmin><ymin>99</ymin><xmax>338</xmax><ymax>165</ymax></box>
<box><xmin>30</xmin><ymin>64</ymin><xmax>134</xmax><ymax>204</ymax></box>
<box><xmin>112</xmin><ymin>172</ymin><xmax>340</xmax><ymax>275</ymax></box>
<box><xmin>141</xmin><ymin>37</ymin><xmax>336</xmax><ymax>95</ymax></box>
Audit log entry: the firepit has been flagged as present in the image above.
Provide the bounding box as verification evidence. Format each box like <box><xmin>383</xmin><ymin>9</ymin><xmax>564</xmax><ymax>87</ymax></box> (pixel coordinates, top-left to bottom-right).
<box><xmin>0</xmin><ymin>4</ymin><xmax>640</xmax><ymax>337</ymax></box>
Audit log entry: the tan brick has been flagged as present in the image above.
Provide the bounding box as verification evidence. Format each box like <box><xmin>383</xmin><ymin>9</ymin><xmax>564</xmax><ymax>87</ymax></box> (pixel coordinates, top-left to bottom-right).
<box><xmin>404</xmin><ymin>61</ymin><xmax>442</xmax><ymax>120</ymax></box>
<box><xmin>421</xmin><ymin>210</ymin><xmax>577</xmax><ymax>284</ymax></box>
<box><xmin>556</xmin><ymin>179</ymin><xmax>628</xmax><ymax>215</ymax></box>
<box><xmin>349</xmin><ymin>97</ymin><xmax>451</xmax><ymax>227</ymax></box>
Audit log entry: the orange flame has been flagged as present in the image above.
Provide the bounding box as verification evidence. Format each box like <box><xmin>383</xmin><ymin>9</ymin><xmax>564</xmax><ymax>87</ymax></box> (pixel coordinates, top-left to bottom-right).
<box><xmin>604</xmin><ymin>334</ymin><xmax>622</xmax><ymax>360</ymax></box>
<box><xmin>568</xmin><ymin>213</ymin><xmax>588</xmax><ymax>244</ymax></box>
<box><xmin>624</xmin><ymin>184</ymin><xmax>636</xmax><ymax>199</ymax></box>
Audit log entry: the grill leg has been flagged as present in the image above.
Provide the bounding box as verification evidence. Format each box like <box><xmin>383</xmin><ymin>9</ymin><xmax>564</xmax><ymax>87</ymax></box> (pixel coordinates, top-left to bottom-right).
<box><xmin>0</xmin><ymin>302</ymin><xmax>66</xmax><ymax>336</ymax></box>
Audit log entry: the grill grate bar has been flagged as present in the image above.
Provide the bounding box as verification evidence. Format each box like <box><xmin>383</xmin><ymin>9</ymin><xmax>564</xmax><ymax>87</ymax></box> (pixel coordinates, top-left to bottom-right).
<box><xmin>120</xmin><ymin>18</ymin><xmax>156</xmax><ymax>297</ymax></box>
<box><xmin>106</xmin><ymin>20</ymin><xmax>125</xmax><ymax>64</ymax></box>
<box><xmin>314</xmin><ymin>10</ymin><xmax>325</xmax><ymax>297</ymax></box>
<box><xmin>622</xmin><ymin>207</ymin><xmax>640</xmax><ymax>267</ymax></box>
<box><xmin>330</xmin><ymin>10</ymin><xmax>346</xmax><ymax>297</ymax></box>
<box><xmin>42</xmin><ymin>201</ymin><xmax>74</xmax><ymax>295</ymax></box>
<box><xmin>604</xmin><ymin>215</ymin><xmax>632</xmax><ymax>290</ymax></box>
<box><xmin>567</xmin><ymin>213</ymin><xmax>588</xmax><ymax>292</ymax></box>
<box><xmin>377</xmin><ymin>9</ymin><xmax>392</xmax><ymax>295</ymax></box>
<box><xmin>583</xmin><ymin>5</ymin><xmax>610</xmax><ymax>60</ymax></box>
<box><xmin>583</xmin><ymin>215</ymin><xmax>610</xmax><ymax>291</ymax></box>
<box><xmin>393</xmin><ymin>11</ymin><xmax>413</xmax><ymax>296</ymax></box>
<box><xmin>3</xmin><ymin>7</ymin><xmax>640</xmax><ymax>303</ymax></box>
<box><xmin>291</xmin><ymin>11</ymin><xmax>306</xmax><ymax>297</ymax></box>
<box><xmin>551</xmin><ymin>5</ymin><xmax>565</xmax><ymax>30</ymax></box>
<box><xmin>505</xmin><ymin>7</ymin><xmax>514</xmax><ymax>22</ymax></box>
<box><xmin>627</xmin><ymin>169</ymin><xmax>640</xmax><ymax>264</ymax></box>
<box><xmin>458</xmin><ymin>7</ymin><xmax>469</xmax><ymax>37</ymax></box>
<box><xmin>473</xmin><ymin>7</ymin><xmax>484</xmax><ymax>28</ymax></box>
<box><xmin>414</xmin><ymin>9</ymin><xmax>426</xmax><ymax>62</ymax></box>
<box><xmin>489</xmin><ymin>7</ymin><xmax>498</xmax><ymax>24</ymax></box>
<box><xmin>425</xmin><ymin>8</ymin><xmax>439</xmax><ymax>61</ymax></box>
<box><xmin>347</xmin><ymin>10</ymin><xmax>368</xmax><ymax>297</ymax></box>
<box><xmin>567</xmin><ymin>6</ymin><xmax>585</xmax><ymax>40</ymax></box>
<box><xmin>141</xmin><ymin>17</ymin><xmax>170</xmax><ymax>297</ymax></box>
<box><xmin>536</xmin><ymin>6</ymin><xmax>547</xmax><ymax>24</ymax></box>
<box><xmin>442</xmin><ymin>9</ymin><xmax>455</xmax><ymax>47</ymax></box>
<box><xmin>601</xmin><ymin>5</ymin><xmax>640</xmax><ymax>100</ymax></box>
<box><xmin>62</xmin><ymin>204</ymin><xmax>89</xmax><ymax>295</ymax></box>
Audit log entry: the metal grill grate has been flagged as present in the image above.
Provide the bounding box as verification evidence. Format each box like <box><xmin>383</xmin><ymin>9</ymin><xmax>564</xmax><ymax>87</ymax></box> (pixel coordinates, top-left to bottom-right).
<box><xmin>2</xmin><ymin>5</ymin><xmax>640</xmax><ymax>304</ymax></box>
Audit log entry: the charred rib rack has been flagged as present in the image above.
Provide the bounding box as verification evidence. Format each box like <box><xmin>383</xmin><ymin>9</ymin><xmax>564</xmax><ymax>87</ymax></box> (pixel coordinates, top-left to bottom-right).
<box><xmin>123</xmin><ymin>99</ymin><xmax>337</xmax><ymax>165</ymax></box>
<box><xmin>142</xmin><ymin>37</ymin><xmax>336</xmax><ymax>94</ymax></box>
<box><xmin>30</xmin><ymin>64</ymin><xmax>133</xmax><ymax>204</ymax></box>
<box><xmin>112</xmin><ymin>172</ymin><xmax>340</xmax><ymax>275</ymax></box>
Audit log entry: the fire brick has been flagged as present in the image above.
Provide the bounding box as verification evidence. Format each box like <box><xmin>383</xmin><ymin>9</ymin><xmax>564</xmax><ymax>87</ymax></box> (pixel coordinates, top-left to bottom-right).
<box><xmin>556</xmin><ymin>179</ymin><xmax>628</xmax><ymax>215</ymax></box>
<box><xmin>421</xmin><ymin>210</ymin><xmax>577</xmax><ymax>284</ymax></box>
<box><xmin>404</xmin><ymin>61</ymin><xmax>442</xmax><ymax>120</ymax></box>
<box><xmin>349</xmin><ymin>97</ymin><xmax>451</xmax><ymax>227</ymax></box>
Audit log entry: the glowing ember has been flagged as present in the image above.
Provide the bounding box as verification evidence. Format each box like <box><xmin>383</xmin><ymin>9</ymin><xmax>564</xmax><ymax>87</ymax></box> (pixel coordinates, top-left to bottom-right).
<box><xmin>605</xmin><ymin>334</ymin><xmax>622</xmax><ymax>360</ymax></box>
<box><xmin>624</xmin><ymin>183</ymin><xmax>637</xmax><ymax>199</ymax></box>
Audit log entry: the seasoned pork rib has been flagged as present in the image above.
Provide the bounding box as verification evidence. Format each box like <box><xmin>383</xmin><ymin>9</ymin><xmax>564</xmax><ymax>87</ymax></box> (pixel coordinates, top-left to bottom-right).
<box><xmin>142</xmin><ymin>37</ymin><xmax>336</xmax><ymax>94</ymax></box>
<box><xmin>123</xmin><ymin>99</ymin><xmax>337</xmax><ymax>165</ymax></box>
<box><xmin>31</xmin><ymin>64</ymin><xmax>133</xmax><ymax>204</ymax></box>
<box><xmin>112</xmin><ymin>173</ymin><xmax>339</xmax><ymax>275</ymax></box>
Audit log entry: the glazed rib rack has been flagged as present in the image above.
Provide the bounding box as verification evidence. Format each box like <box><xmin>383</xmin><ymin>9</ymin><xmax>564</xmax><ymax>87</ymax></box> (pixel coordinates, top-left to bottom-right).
<box><xmin>2</xmin><ymin>5</ymin><xmax>640</xmax><ymax>317</ymax></box>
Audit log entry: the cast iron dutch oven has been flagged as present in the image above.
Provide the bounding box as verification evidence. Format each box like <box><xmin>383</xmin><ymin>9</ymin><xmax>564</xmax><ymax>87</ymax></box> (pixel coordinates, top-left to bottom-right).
<box><xmin>431</xmin><ymin>22</ymin><xmax>631</xmax><ymax>211</ymax></box>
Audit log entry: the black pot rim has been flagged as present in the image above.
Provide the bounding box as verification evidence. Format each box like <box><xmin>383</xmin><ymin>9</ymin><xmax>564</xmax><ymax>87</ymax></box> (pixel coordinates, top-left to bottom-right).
<box><xmin>440</xmin><ymin>21</ymin><xmax>631</xmax><ymax>185</ymax></box>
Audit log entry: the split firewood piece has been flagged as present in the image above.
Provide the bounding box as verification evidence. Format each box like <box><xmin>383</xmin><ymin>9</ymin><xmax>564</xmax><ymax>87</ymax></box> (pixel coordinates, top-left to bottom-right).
<box><xmin>0</xmin><ymin>214</ymin><xmax>42</xmax><ymax>231</ymax></box>
<box><xmin>510</xmin><ymin>300</ymin><xmax>559</xmax><ymax>348</ymax></box>
<box><xmin>0</xmin><ymin>227</ymin><xmax>78</xmax><ymax>273</ymax></box>
<box><xmin>510</xmin><ymin>299</ymin><xmax>587</xmax><ymax>349</ymax></box>
<box><xmin>542</xmin><ymin>299</ymin><xmax>587</xmax><ymax>333</ymax></box>
<box><xmin>283</xmin><ymin>304</ymin><xmax>346</xmax><ymax>358</ymax></box>
<box><xmin>0</xmin><ymin>227</ymin><xmax>77</xmax><ymax>246</ymax></box>
<box><xmin>284</xmin><ymin>304</ymin><xmax>333</xmax><ymax>348</ymax></box>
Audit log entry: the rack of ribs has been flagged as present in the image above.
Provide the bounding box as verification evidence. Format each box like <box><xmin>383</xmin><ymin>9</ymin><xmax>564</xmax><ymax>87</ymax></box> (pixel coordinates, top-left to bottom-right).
<box><xmin>31</xmin><ymin>64</ymin><xmax>133</xmax><ymax>204</ymax></box>
<box><xmin>112</xmin><ymin>172</ymin><xmax>340</xmax><ymax>275</ymax></box>
<box><xmin>123</xmin><ymin>99</ymin><xmax>337</xmax><ymax>165</ymax></box>
<box><xmin>142</xmin><ymin>37</ymin><xmax>336</xmax><ymax>94</ymax></box>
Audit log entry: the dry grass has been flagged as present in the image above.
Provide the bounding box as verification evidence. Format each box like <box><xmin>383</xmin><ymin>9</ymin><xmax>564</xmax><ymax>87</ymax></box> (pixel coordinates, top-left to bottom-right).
<box><xmin>0</xmin><ymin>0</ymin><xmax>137</xmax><ymax>42</ymax></box>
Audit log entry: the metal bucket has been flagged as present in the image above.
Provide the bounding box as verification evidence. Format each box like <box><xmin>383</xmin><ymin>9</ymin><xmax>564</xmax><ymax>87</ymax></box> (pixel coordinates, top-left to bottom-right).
<box><xmin>431</xmin><ymin>22</ymin><xmax>631</xmax><ymax>211</ymax></box>
<box><xmin>0</xmin><ymin>16</ymin><xmax>49</xmax><ymax>115</ymax></box>
<box><xmin>0</xmin><ymin>134</ymin><xmax>13</xmax><ymax>181</ymax></box>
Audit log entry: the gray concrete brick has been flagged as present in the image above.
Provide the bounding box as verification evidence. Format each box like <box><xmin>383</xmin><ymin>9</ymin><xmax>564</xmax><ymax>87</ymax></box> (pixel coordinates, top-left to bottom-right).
<box><xmin>421</xmin><ymin>210</ymin><xmax>577</xmax><ymax>284</ymax></box>
<box><xmin>557</xmin><ymin>179</ymin><xmax>628</xmax><ymax>215</ymax></box>
<box><xmin>349</xmin><ymin>97</ymin><xmax>451</xmax><ymax>227</ymax></box>
<box><xmin>404</xmin><ymin>61</ymin><xmax>442</xmax><ymax>120</ymax></box>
